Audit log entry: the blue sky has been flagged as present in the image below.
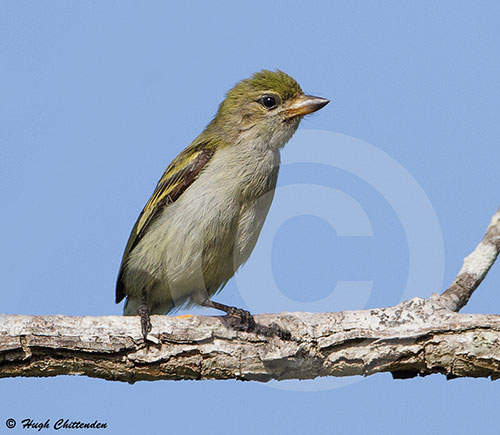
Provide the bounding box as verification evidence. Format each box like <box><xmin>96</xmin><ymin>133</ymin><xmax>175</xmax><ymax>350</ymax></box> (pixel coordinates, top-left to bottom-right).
<box><xmin>1</xmin><ymin>1</ymin><xmax>500</xmax><ymax>434</ymax></box>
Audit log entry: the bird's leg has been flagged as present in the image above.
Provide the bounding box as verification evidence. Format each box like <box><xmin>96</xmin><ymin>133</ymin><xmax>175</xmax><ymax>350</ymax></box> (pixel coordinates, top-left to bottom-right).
<box><xmin>136</xmin><ymin>287</ymin><xmax>152</xmax><ymax>341</ymax></box>
<box><xmin>201</xmin><ymin>299</ymin><xmax>256</xmax><ymax>332</ymax></box>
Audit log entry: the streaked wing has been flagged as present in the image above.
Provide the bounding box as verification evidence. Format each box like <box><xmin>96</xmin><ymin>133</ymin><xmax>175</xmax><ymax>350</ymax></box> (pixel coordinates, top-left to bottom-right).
<box><xmin>115</xmin><ymin>141</ymin><xmax>216</xmax><ymax>303</ymax></box>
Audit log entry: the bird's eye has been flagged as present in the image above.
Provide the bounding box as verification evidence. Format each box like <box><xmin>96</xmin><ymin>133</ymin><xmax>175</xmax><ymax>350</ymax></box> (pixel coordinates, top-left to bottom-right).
<box><xmin>260</xmin><ymin>95</ymin><xmax>279</xmax><ymax>109</ymax></box>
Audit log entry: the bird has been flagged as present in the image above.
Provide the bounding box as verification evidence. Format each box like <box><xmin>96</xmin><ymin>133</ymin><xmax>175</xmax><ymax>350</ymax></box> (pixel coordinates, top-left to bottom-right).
<box><xmin>116</xmin><ymin>70</ymin><xmax>329</xmax><ymax>338</ymax></box>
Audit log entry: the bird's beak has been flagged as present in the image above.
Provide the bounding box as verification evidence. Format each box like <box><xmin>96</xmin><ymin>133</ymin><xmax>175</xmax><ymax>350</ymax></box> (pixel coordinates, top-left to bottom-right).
<box><xmin>284</xmin><ymin>94</ymin><xmax>330</xmax><ymax>119</ymax></box>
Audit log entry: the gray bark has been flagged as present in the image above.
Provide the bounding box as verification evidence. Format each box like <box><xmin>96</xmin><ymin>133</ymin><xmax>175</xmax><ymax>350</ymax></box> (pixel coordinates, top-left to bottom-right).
<box><xmin>1</xmin><ymin>207</ymin><xmax>499</xmax><ymax>383</ymax></box>
<box><xmin>1</xmin><ymin>296</ymin><xmax>500</xmax><ymax>383</ymax></box>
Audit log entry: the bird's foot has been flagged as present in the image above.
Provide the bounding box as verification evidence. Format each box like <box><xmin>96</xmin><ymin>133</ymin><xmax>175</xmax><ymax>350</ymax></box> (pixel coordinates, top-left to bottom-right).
<box><xmin>223</xmin><ymin>306</ymin><xmax>256</xmax><ymax>332</ymax></box>
<box><xmin>201</xmin><ymin>299</ymin><xmax>256</xmax><ymax>332</ymax></box>
<box><xmin>137</xmin><ymin>290</ymin><xmax>152</xmax><ymax>341</ymax></box>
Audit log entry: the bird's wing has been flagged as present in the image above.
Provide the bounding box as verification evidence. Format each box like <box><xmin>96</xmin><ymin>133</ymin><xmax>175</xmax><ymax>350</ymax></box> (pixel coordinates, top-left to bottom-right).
<box><xmin>115</xmin><ymin>141</ymin><xmax>216</xmax><ymax>303</ymax></box>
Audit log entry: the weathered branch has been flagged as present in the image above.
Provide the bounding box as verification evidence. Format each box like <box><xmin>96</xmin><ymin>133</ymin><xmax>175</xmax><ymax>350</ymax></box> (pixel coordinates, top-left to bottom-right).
<box><xmin>1</xmin><ymin>298</ymin><xmax>500</xmax><ymax>382</ymax></box>
<box><xmin>1</xmin><ymin>206</ymin><xmax>499</xmax><ymax>382</ymax></box>
<box><xmin>439</xmin><ymin>207</ymin><xmax>500</xmax><ymax>311</ymax></box>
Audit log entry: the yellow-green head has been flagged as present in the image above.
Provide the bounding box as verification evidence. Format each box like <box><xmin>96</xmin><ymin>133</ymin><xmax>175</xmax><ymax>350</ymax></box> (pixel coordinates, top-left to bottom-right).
<box><xmin>205</xmin><ymin>70</ymin><xmax>329</xmax><ymax>147</ymax></box>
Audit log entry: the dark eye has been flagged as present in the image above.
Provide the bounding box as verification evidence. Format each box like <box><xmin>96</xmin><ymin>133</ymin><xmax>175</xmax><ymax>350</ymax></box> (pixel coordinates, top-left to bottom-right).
<box><xmin>260</xmin><ymin>95</ymin><xmax>278</xmax><ymax>109</ymax></box>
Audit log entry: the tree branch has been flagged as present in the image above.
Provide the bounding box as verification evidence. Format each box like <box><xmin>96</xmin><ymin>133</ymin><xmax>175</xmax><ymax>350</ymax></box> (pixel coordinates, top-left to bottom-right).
<box><xmin>439</xmin><ymin>207</ymin><xmax>500</xmax><ymax>311</ymax></box>
<box><xmin>1</xmin><ymin>207</ymin><xmax>499</xmax><ymax>383</ymax></box>
<box><xmin>1</xmin><ymin>298</ymin><xmax>500</xmax><ymax>382</ymax></box>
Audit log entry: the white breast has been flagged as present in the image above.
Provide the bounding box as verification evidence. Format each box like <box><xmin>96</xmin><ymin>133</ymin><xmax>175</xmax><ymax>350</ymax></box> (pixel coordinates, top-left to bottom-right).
<box><xmin>125</xmin><ymin>137</ymin><xmax>281</xmax><ymax>310</ymax></box>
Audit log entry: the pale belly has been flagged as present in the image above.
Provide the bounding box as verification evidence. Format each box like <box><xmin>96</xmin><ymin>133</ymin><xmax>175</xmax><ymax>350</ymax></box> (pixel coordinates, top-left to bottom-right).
<box><xmin>123</xmin><ymin>145</ymin><xmax>279</xmax><ymax>314</ymax></box>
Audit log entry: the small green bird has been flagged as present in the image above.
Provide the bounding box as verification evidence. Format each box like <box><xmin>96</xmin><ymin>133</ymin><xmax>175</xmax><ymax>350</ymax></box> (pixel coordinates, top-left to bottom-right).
<box><xmin>116</xmin><ymin>70</ymin><xmax>329</xmax><ymax>337</ymax></box>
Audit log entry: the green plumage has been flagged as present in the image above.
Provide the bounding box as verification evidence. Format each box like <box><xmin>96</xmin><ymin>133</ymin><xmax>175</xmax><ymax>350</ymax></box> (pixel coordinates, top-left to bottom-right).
<box><xmin>116</xmin><ymin>69</ymin><xmax>328</xmax><ymax>322</ymax></box>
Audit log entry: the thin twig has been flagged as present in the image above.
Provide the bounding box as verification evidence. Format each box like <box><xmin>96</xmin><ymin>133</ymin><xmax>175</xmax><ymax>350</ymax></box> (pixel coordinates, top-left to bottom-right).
<box><xmin>439</xmin><ymin>206</ymin><xmax>500</xmax><ymax>311</ymax></box>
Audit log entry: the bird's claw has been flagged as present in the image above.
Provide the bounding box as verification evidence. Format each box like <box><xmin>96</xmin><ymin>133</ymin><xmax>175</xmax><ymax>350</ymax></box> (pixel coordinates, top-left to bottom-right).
<box><xmin>224</xmin><ymin>307</ymin><xmax>256</xmax><ymax>332</ymax></box>
<box><xmin>137</xmin><ymin>303</ymin><xmax>152</xmax><ymax>341</ymax></box>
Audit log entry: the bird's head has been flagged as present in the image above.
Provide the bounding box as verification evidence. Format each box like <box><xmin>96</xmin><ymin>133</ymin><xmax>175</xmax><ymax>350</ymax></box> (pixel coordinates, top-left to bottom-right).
<box><xmin>207</xmin><ymin>70</ymin><xmax>329</xmax><ymax>149</ymax></box>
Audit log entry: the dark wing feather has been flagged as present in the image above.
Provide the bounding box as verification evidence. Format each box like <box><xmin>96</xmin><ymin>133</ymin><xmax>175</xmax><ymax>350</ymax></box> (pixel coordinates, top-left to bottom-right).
<box><xmin>115</xmin><ymin>144</ymin><xmax>216</xmax><ymax>303</ymax></box>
